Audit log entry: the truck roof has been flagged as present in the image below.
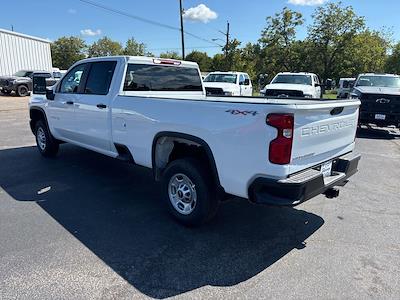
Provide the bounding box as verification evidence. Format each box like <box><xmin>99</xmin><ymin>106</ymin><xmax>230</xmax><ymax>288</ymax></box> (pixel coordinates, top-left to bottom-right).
<box><xmin>358</xmin><ymin>73</ymin><xmax>399</xmax><ymax>77</ymax></box>
<box><xmin>74</xmin><ymin>56</ymin><xmax>199</xmax><ymax>69</ymax></box>
<box><xmin>207</xmin><ymin>71</ymin><xmax>249</xmax><ymax>75</ymax></box>
<box><xmin>277</xmin><ymin>72</ymin><xmax>317</xmax><ymax>76</ymax></box>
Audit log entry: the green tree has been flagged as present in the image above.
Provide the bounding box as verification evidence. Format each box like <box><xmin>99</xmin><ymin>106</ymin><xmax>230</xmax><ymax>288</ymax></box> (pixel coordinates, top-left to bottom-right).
<box><xmin>239</xmin><ymin>43</ymin><xmax>262</xmax><ymax>79</ymax></box>
<box><xmin>88</xmin><ymin>37</ymin><xmax>123</xmax><ymax>57</ymax></box>
<box><xmin>307</xmin><ymin>2</ymin><xmax>365</xmax><ymax>80</ymax></box>
<box><xmin>123</xmin><ymin>37</ymin><xmax>150</xmax><ymax>56</ymax></box>
<box><xmin>185</xmin><ymin>51</ymin><xmax>212</xmax><ymax>71</ymax></box>
<box><xmin>386</xmin><ymin>42</ymin><xmax>400</xmax><ymax>74</ymax></box>
<box><xmin>223</xmin><ymin>39</ymin><xmax>242</xmax><ymax>71</ymax></box>
<box><xmin>211</xmin><ymin>53</ymin><xmax>226</xmax><ymax>71</ymax></box>
<box><xmin>259</xmin><ymin>7</ymin><xmax>304</xmax><ymax>71</ymax></box>
<box><xmin>51</xmin><ymin>36</ymin><xmax>86</xmax><ymax>69</ymax></box>
<box><xmin>345</xmin><ymin>30</ymin><xmax>390</xmax><ymax>76</ymax></box>
<box><xmin>159</xmin><ymin>51</ymin><xmax>181</xmax><ymax>59</ymax></box>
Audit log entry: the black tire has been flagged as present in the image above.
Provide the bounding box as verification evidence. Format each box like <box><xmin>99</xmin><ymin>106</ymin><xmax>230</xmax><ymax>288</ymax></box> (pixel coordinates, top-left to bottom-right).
<box><xmin>16</xmin><ymin>85</ymin><xmax>29</xmax><ymax>97</ymax></box>
<box><xmin>34</xmin><ymin>120</ymin><xmax>59</xmax><ymax>157</ymax></box>
<box><xmin>161</xmin><ymin>158</ymin><xmax>219</xmax><ymax>226</ymax></box>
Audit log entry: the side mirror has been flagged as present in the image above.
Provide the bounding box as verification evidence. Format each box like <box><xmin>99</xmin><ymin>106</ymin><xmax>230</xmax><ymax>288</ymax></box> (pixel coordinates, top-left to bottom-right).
<box><xmin>32</xmin><ymin>74</ymin><xmax>47</xmax><ymax>95</ymax></box>
<box><xmin>244</xmin><ymin>79</ymin><xmax>250</xmax><ymax>86</ymax></box>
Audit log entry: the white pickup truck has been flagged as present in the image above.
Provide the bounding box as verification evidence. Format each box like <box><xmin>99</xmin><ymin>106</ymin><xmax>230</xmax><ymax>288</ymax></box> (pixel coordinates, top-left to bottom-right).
<box><xmin>203</xmin><ymin>71</ymin><xmax>253</xmax><ymax>96</ymax></box>
<box><xmin>30</xmin><ymin>56</ymin><xmax>361</xmax><ymax>226</ymax></box>
<box><xmin>261</xmin><ymin>72</ymin><xmax>323</xmax><ymax>99</ymax></box>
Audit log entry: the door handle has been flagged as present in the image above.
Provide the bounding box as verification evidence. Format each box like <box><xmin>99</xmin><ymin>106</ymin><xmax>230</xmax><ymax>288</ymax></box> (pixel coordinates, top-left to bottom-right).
<box><xmin>66</xmin><ymin>101</ymin><xmax>74</xmax><ymax>105</ymax></box>
<box><xmin>96</xmin><ymin>103</ymin><xmax>107</xmax><ymax>109</ymax></box>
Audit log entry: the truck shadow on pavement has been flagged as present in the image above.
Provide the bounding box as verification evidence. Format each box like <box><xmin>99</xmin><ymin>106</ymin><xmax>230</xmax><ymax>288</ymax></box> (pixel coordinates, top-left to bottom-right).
<box><xmin>0</xmin><ymin>145</ymin><xmax>324</xmax><ymax>299</ymax></box>
<box><xmin>357</xmin><ymin>126</ymin><xmax>400</xmax><ymax>140</ymax></box>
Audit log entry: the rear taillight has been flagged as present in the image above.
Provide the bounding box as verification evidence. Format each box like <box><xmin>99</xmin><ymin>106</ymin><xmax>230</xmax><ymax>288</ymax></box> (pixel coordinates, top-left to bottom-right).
<box><xmin>266</xmin><ymin>114</ymin><xmax>294</xmax><ymax>165</ymax></box>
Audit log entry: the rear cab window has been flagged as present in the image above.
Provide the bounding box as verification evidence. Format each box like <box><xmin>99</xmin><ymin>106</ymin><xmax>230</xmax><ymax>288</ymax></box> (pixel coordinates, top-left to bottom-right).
<box><xmin>123</xmin><ymin>64</ymin><xmax>203</xmax><ymax>94</ymax></box>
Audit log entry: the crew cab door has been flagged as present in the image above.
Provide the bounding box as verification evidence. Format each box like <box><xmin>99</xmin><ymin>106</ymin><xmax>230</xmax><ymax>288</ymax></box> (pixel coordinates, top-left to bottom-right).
<box><xmin>47</xmin><ymin>63</ymin><xmax>89</xmax><ymax>141</ymax></box>
<box><xmin>239</xmin><ymin>74</ymin><xmax>252</xmax><ymax>96</ymax></box>
<box><xmin>73</xmin><ymin>61</ymin><xmax>117</xmax><ymax>152</ymax></box>
<box><xmin>314</xmin><ymin>75</ymin><xmax>322</xmax><ymax>98</ymax></box>
<box><xmin>244</xmin><ymin>74</ymin><xmax>252</xmax><ymax>96</ymax></box>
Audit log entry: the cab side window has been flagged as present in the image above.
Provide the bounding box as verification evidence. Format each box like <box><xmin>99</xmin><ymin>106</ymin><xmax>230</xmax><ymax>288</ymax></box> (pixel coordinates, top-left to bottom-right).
<box><xmin>59</xmin><ymin>64</ymin><xmax>87</xmax><ymax>93</ymax></box>
<box><xmin>244</xmin><ymin>74</ymin><xmax>250</xmax><ymax>85</ymax></box>
<box><xmin>84</xmin><ymin>61</ymin><xmax>117</xmax><ymax>95</ymax></box>
<box><xmin>239</xmin><ymin>74</ymin><xmax>245</xmax><ymax>85</ymax></box>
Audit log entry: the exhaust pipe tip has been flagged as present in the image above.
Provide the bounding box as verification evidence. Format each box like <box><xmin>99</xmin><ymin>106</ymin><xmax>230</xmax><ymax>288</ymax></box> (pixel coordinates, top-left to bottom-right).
<box><xmin>324</xmin><ymin>188</ymin><xmax>340</xmax><ymax>199</ymax></box>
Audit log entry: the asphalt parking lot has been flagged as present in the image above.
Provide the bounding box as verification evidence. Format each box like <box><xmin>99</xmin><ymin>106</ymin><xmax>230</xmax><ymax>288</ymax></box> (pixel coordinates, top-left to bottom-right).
<box><xmin>0</xmin><ymin>95</ymin><xmax>399</xmax><ymax>299</ymax></box>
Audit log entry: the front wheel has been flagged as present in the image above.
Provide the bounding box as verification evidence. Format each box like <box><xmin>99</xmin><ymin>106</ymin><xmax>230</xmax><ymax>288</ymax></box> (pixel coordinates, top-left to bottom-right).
<box><xmin>16</xmin><ymin>85</ymin><xmax>29</xmax><ymax>97</ymax></box>
<box><xmin>35</xmin><ymin>120</ymin><xmax>59</xmax><ymax>157</ymax></box>
<box><xmin>161</xmin><ymin>158</ymin><xmax>219</xmax><ymax>226</ymax></box>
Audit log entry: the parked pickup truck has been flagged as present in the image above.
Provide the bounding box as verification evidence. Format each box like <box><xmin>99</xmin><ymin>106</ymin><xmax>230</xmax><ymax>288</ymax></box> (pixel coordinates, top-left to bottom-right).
<box><xmin>203</xmin><ymin>71</ymin><xmax>253</xmax><ymax>96</ymax></box>
<box><xmin>0</xmin><ymin>70</ymin><xmax>57</xmax><ymax>96</ymax></box>
<box><xmin>30</xmin><ymin>56</ymin><xmax>361</xmax><ymax>226</ymax></box>
<box><xmin>260</xmin><ymin>72</ymin><xmax>323</xmax><ymax>99</ymax></box>
<box><xmin>350</xmin><ymin>73</ymin><xmax>400</xmax><ymax>128</ymax></box>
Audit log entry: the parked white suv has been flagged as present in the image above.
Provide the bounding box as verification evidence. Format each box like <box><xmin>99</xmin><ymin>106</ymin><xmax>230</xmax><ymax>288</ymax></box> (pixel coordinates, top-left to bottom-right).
<box><xmin>29</xmin><ymin>56</ymin><xmax>360</xmax><ymax>226</ymax></box>
<box><xmin>203</xmin><ymin>71</ymin><xmax>253</xmax><ymax>96</ymax></box>
<box><xmin>261</xmin><ymin>72</ymin><xmax>323</xmax><ymax>99</ymax></box>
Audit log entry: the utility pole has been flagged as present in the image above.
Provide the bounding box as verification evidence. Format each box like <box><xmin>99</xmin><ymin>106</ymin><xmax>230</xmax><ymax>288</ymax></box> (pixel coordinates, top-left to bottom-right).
<box><xmin>216</xmin><ymin>21</ymin><xmax>229</xmax><ymax>57</ymax></box>
<box><xmin>179</xmin><ymin>0</ymin><xmax>185</xmax><ymax>59</ymax></box>
<box><xmin>225</xmin><ymin>21</ymin><xmax>230</xmax><ymax>58</ymax></box>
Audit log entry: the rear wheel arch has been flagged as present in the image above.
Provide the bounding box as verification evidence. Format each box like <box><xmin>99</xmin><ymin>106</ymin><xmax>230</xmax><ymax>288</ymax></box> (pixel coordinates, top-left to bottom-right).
<box><xmin>151</xmin><ymin>132</ymin><xmax>222</xmax><ymax>188</ymax></box>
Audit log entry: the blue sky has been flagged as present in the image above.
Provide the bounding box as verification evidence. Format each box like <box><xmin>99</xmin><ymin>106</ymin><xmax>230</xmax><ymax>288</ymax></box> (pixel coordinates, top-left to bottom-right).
<box><xmin>1</xmin><ymin>0</ymin><xmax>399</xmax><ymax>56</ymax></box>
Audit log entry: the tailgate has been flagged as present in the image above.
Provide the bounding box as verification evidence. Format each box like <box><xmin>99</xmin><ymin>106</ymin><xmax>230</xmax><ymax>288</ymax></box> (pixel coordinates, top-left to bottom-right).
<box><xmin>290</xmin><ymin>100</ymin><xmax>360</xmax><ymax>174</ymax></box>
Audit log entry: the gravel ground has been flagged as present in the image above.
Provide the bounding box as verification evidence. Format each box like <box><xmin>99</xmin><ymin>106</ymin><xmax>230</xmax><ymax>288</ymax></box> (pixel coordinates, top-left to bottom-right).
<box><xmin>0</xmin><ymin>95</ymin><xmax>399</xmax><ymax>299</ymax></box>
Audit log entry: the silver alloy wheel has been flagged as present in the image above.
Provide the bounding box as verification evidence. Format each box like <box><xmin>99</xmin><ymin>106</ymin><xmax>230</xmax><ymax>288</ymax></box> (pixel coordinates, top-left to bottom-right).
<box><xmin>36</xmin><ymin>127</ymin><xmax>46</xmax><ymax>151</ymax></box>
<box><xmin>168</xmin><ymin>173</ymin><xmax>197</xmax><ymax>215</ymax></box>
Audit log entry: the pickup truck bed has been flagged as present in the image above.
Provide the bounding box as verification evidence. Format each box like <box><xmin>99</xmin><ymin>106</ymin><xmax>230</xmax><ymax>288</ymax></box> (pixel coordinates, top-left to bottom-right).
<box><xmin>29</xmin><ymin>56</ymin><xmax>361</xmax><ymax>226</ymax></box>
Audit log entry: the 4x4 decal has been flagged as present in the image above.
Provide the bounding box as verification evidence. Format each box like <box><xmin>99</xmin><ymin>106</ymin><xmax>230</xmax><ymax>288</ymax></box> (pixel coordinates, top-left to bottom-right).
<box><xmin>225</xmin><ymin>109</ymin><xmax>258</xmax><ymax>116</ymax></box>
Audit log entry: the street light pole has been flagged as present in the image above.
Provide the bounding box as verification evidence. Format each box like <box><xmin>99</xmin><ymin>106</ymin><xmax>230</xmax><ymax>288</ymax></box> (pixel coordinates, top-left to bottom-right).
<box><xmin>179</xmin><ymin>0</ymin><xmax>185</xmax><ymax>59</ymax></box>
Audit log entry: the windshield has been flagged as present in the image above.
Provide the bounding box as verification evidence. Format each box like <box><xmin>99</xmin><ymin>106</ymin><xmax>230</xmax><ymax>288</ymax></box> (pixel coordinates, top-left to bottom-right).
<box><xmin>204</xmin><ymin>74</ymin><xmax>237</xmax><ymax>84</ymax></box>
<box><xmin>355</xmin><ymin>75</ymin><xmax>400</xmax><ymax>88</ymax></box>
<box><xmin>13</xmin><ymin>71</ymin><xmax>33</xmax><ymax>78</ymax></box>
<box><xmin>272</xmin><ymin>74</ymin><xmax>312</xmax><ymax>86</ymax></box>
<box><xmin>342</xmin><ymin>80</ymin><xmax>355</xmax><ymax>88</ymax></box>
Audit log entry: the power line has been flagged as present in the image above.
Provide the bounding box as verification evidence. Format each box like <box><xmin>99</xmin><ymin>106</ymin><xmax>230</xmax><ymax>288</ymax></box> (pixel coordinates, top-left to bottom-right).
<box><xmin>148</xmin><ymin>46</ymin><xmax>221</xmax><ymax>51</ymax></box>
<box><xmin>77</xmin><ymin>0</ymin><xmax>221</xmax><ymax>47</ymax></box>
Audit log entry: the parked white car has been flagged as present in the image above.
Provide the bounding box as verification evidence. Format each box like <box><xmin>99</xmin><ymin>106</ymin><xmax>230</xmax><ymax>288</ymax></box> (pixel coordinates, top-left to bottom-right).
<box><xmin>261</xmin><ymin>72</ymin><xmax>323</xmax><ymax>99</ymax></box>
<box><xmin>29</xmin><ymin>56</ymin><xmax>360</xmax><ymax>226</ymax></box>
<box><xmin>203</xmin><ymin>71</ymin><xmax>253</xmax><ymax>96</ymax></box>
<box><xmin>337</xmin><ymin>77</ymin><xmax>356</xmax><ymax>99</ymax></box>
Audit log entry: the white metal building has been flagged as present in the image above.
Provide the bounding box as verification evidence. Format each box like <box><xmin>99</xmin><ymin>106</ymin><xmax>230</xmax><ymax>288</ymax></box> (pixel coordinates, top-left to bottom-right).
<box><xmin>0</xmin><ymin>28</ymin><xmax>52</xmax><ymax>76</ymax></box>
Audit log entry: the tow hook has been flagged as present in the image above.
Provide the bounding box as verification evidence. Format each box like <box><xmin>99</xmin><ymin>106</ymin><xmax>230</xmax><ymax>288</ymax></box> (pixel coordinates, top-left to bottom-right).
<box><xmin>324</xmin><ymin>188</ymin><xmax>340</xmax><ymax>199</ymax></box>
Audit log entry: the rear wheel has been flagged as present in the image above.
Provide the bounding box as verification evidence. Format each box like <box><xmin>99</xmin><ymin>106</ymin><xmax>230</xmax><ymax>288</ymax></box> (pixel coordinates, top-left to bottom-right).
<box><xmin>161</xmin><ymin>158</ymin><xmax>219</xmax><ymax>226</ymax></box>
<box><xmin>16</xmin><ymin>85</ymin><xmax>29</xmax><ymax>97</ymax></box>
<box><xmin>34</xmin><ymin>120</ymin><xmax>59</xmax><ymax>157</ymax></box>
